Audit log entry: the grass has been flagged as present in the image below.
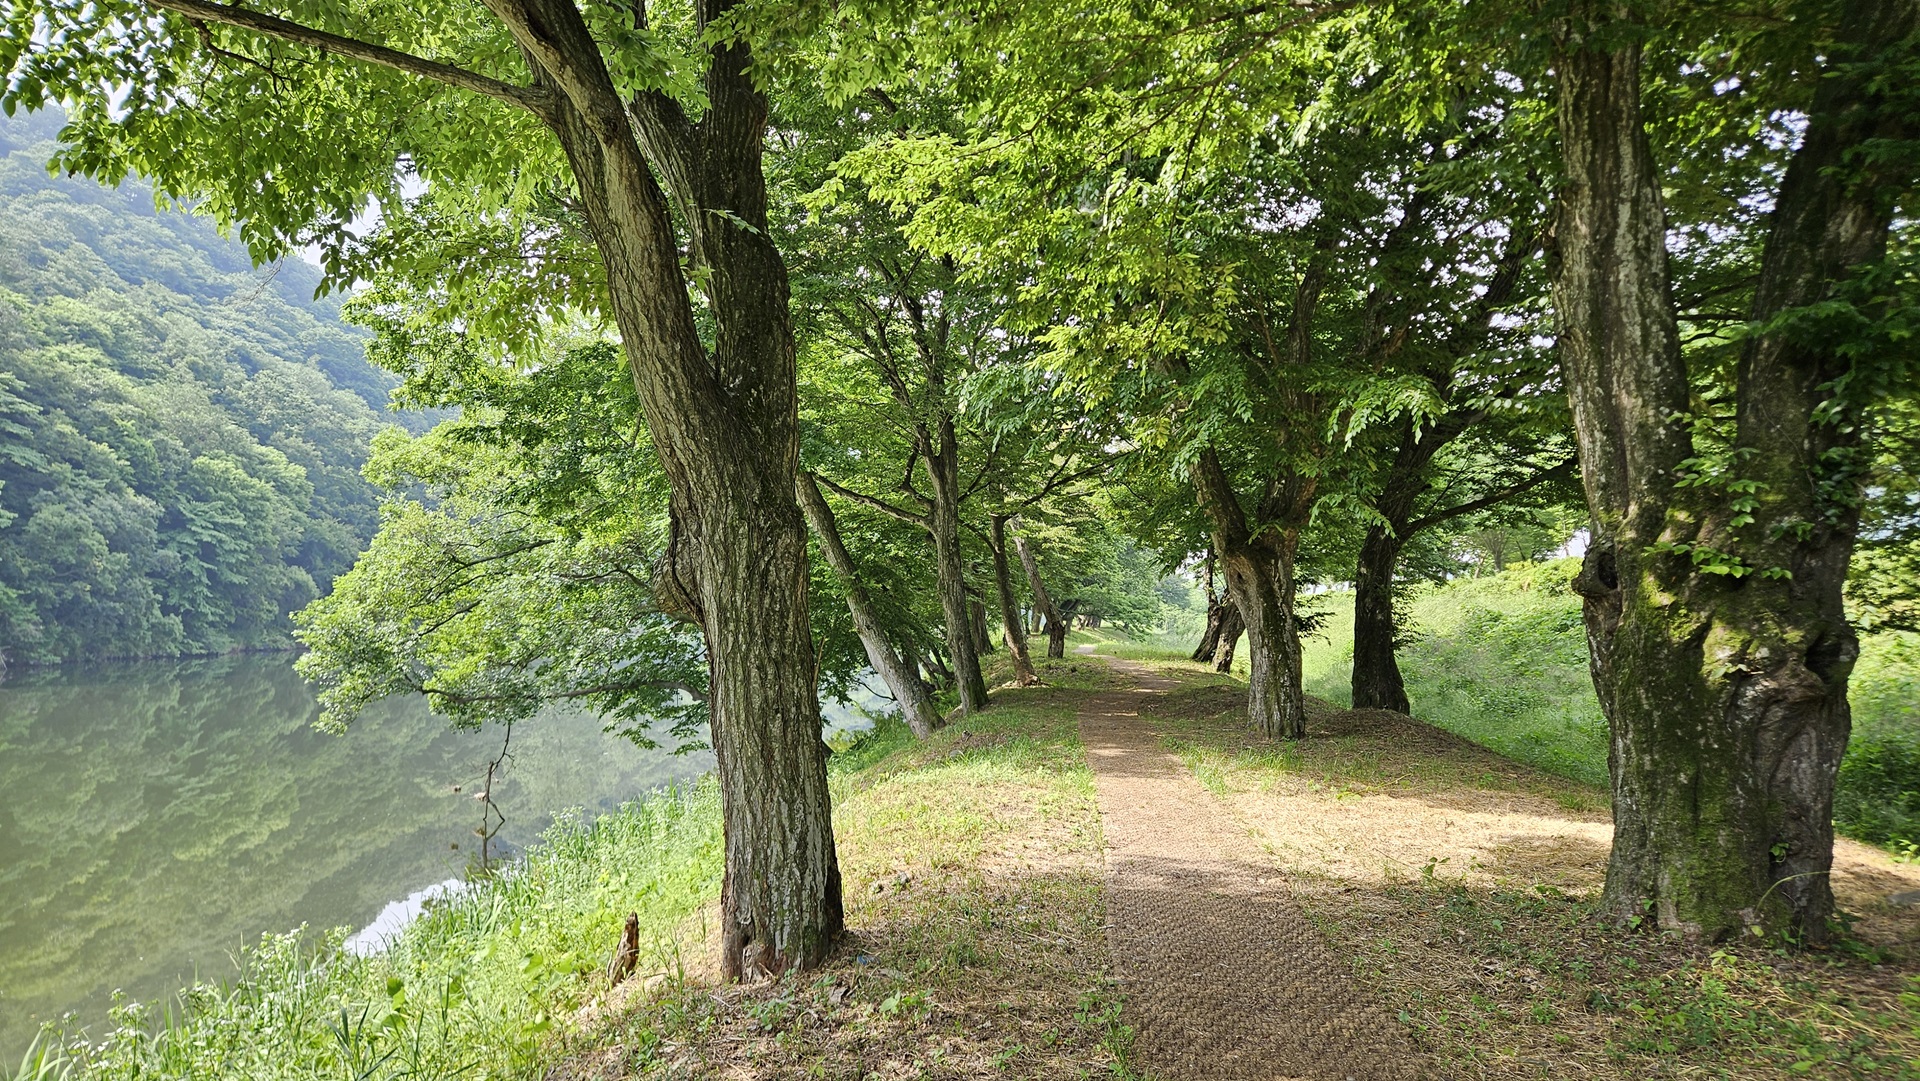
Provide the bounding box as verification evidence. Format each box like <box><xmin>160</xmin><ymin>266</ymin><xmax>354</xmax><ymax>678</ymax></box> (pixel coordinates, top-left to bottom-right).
<box><xmin>557</xmin><ymin>655</ymin><xmax>1140</xmax><ymax>1079</ymax></box>
<box><xmin>1286</xmin><ymin>560</ymin><xmax>1918</xmax><ymax>846</ymax></box>
<box><xmin>16</xmin><ymin>782</ymin><xmax>724</xmax><ymax>1081</ymax></box>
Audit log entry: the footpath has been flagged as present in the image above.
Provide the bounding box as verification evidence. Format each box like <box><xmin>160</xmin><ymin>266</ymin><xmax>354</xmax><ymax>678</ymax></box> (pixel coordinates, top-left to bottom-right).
<box><xmin>1077</xmin><ymin>655</ymin><xmax>1423</xmax><ymax>1080</ymax></box>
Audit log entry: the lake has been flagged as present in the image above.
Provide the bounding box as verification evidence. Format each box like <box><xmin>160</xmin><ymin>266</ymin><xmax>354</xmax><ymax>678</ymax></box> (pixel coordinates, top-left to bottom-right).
<box><xmin>0</xmin><ymin>654</ymin><xmax>718</xmax><ymax>1060</ymax></box>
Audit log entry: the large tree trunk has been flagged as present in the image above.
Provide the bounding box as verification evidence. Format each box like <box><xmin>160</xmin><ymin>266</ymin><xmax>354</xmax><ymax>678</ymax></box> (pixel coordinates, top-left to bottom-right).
<box><xmin>1015</xmin><ymin>533</ymin><xmax>1070</xmax><ymax>658</ymax></box>
<box><xmin>498</xmin><ymin>0</ymin><xmax>842</xmax><ymax>978</ymax></box>
<box><xmin>795</xmin><ymin>473</ymin><xmax>943</xmax><ymax>738</ymax></box>
<box><xmin>1351</xmin><ymin>525</ymin><xmax>1410</xmax><ymax>713</ymax></box>
<box><xmin>1190</xmin><ymin>449</ymin><xmax>1309</xmax><ymax>738</ymax></box>
<box><xmin>989</xmin><ymin>515</ymin><xmax>1040</xmax><ymax>685</ymax></box>
<box><xmin>1553</xmin><ymin>0</ymin><xmax>1913</xmax><ymax>941</ymax></box>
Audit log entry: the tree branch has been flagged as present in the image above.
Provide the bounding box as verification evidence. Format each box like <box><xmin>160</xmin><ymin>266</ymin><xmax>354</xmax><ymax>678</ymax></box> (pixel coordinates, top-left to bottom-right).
<box><xmin>814</xmin><ymin>474</ymin><xmax>930</xmax><ymax>527</ymax></box>
<box><xmin>421</xmin><ymin>677</ymin><xmax>709</xmax><ymax>705</ymax></box>
<box><xmin>1404</xmin><ymin>456</ymin><xmax>1578</xmax><ymax>536</ymax></box>
<box><xmin>142</xmin><ymin>0</ymin><xmax>550</xmax><ymax>113</ymax></box>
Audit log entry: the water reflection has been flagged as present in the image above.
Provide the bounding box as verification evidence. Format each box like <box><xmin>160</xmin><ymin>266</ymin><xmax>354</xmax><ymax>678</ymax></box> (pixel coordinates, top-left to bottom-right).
<box><xmin>0</xmin><ymin>654</ymin><xmax>711</xmax><ymax>1057</ymax></box>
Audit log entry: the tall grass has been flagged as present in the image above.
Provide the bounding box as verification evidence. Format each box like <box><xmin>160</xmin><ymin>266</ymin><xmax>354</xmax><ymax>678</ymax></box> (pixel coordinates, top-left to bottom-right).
<box><xmin>14</xmin><ymin>782</ymin><xmax>723</xmax><ymax>1081</ymax></box>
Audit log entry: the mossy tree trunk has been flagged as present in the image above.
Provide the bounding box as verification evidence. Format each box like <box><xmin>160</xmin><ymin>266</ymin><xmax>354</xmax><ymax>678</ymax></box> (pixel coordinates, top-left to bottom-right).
<box><xmin>1553</xmin><ymin>0</ymin><xmax>1915</xmax><ymax>940</ymax></box>
<box><xmin>1191</xmin><ymin>448</ymin><xmax>1311</xmax><ymax>739</ymax></box>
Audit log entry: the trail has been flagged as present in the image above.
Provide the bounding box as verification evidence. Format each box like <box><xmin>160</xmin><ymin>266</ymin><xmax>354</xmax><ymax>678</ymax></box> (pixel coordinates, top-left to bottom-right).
<box><xmin>1076</xmin><ymin>652</ymin><xmax>1424</xmax><ymax>1080</ymax></box>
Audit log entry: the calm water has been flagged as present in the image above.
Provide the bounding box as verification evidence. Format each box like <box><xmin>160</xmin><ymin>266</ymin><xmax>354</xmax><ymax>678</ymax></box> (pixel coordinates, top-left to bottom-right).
<box><xmin>0</xmin><ymin>654</ymin><xmax>714</xmax><ymax>1058</ymax></box>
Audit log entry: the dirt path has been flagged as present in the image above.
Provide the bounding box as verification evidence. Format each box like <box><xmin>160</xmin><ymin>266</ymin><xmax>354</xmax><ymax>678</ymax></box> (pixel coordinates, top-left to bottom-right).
<box><xmin>1078</xmin><ymin>655</ymin><xmax>1424</xmax><ymax>1081</ymax></box>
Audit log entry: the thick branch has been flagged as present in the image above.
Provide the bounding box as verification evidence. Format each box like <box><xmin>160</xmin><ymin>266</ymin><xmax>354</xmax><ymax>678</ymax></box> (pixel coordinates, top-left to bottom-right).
<box><xmin>142</xmin><ymin>0</ymin><xmax>548</xmax><ymax>112</ymax></box>
<box><xmin>420</xmin><ymin>677</ymin><xmax>709</xmax><ymax>704</ymax></box>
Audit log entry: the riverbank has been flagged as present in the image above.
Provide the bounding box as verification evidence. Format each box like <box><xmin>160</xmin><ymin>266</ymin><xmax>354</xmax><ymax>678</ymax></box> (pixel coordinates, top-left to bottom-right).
<box><xmin>0</xmin><ymin>655</ymin><xmax>710</xmax><ymax>1064</ymax></box>
<box><xmin>16</xmin><ymin>657</ymin><xmax>1134</xmax><ymax>1080</ymax></box>
<box><xmin>22</xmin><ymin>648</ymin><xmax>1920</xmax><ymax>1079</ymax></box>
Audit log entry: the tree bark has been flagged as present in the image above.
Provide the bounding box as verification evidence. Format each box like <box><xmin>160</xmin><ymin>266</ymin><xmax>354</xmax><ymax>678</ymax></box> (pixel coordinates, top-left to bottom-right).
<box><xmin>1190</xmin><ymin>449</ymin><xmax>1310</xmax><ymax>738</ymax></box>
<box><xmin>1212</xmin><ymin>602</ymin><xmax>1245</xmax><ymax>674</ymax></box>
<box><xmin>795</xmin><ymin>473</ymin><xmax>943</xmax><ymax>738</ymax></box>
<box><xmin>922</xmin><ymin>423</ymin><xmax>991</xmax><ymax>713</ymax></box>
<box><xmin>968</xmin><ymin>592</ymin><xmax>993</xmax><ymax>656</ymax></box>
<box><xmin>483</xmin><ymin>0</ymin><xmax>842</xmax><ymax>978</ymax></box>
<box><xmin>1553</xmin><ymin>0</ymin><xmax>1915</xmax><ymax>941</ymax></box>
<box><xmin>1191</xmin><ymin>550</ymin><xmax>1230</xmax><ymax>662</ymax></box>
<box><xmin>1191</xmin><ymin>599</ymin><xmax>1230</xmax><ymax>663</ymax></box>
<box><xmin>988</xmin><ymin>515</ymin><xmax>1040</xmax><ymax>685</ymax></box>
<box><xmin>1351</xmin><ymin>525</ymin><xmax>1411</xmax><ymax>713</ymax></box>
<box><xmin>1015</xmin><ymin>533</ymin><xmax>1070</xmax><ymax>658</ymax></box>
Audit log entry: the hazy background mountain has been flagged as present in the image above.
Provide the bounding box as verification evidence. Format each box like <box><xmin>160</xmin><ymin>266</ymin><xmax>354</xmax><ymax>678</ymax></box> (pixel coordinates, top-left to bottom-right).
<box><xmin>0</xmin><ymin>109</ymin><xmax>404</xmax><ymax>664</ymax></box>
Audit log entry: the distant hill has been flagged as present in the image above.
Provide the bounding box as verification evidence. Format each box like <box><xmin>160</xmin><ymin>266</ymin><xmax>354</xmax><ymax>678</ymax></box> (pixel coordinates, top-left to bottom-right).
<box><xmin>0</xmin><ymin>110</ymin><xmax>399</xmax><ymax>664</ymax></box>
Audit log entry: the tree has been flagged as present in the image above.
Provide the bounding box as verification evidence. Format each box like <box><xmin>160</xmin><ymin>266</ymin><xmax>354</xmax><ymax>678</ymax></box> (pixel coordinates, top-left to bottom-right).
<box><xmin>296</xmin><ymin>339</ymin><xmax>710</xmax><ymax>743</ymax></box>
<box><xmin>1549</xmin><ymin>0</ymin><xmax>1919</xmax><ymax>939</ymax></box>
<box><xmin>5</xmin><ymin>0</ymin><xmax>842</xmax><ymax>975</ymax></box>
<box><xmin>986</xmin><ymin>513</ymin><xmax>1040</xmax><ymax>684</ymax></box>
<box><xmin>795</xmin><ymin>470</ymin><xmax>944</xmax><ymax>735</ymax></box>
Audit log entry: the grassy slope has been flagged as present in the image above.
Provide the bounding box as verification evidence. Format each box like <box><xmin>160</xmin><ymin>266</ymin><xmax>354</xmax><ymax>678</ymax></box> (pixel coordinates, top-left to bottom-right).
<box><xmin>1137</xmin><ymin>560</ymin><xmax>1920</xmax><ymax>847</ymax></box>
<box><xmin>17</xmin><ymin>655</ymin><xmax>1137</xmax><ymax>1081</ymax></box>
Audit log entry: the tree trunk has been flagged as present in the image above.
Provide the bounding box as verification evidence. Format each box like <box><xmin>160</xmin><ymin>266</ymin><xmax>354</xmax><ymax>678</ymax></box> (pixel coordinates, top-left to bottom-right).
<box><xmin>1015</xmin><ymin>533</ymin><xmax>1070</xmax><ymax>658</ymax></box>
<box><xmin>493</xmin><ymin>0</ymin><xmax>843</xmax><ymax>979</ymax></box>
<box><xmin>1212</xmin><ymin>602</ymin><xmax>1244</xmax><ymax>673</ymax></box>
<box><xmin>1191</xmin><ymin>599</ymin><xmax>1229</xmax><ymax>662</ymax></box>
<box><xmin>923</xmin><ymin>423</ymin><xmax>990</xmax><ymax>713</ymax></box>
<box><xmin>968</xmin><ymin>592</ymin><xmax>993</xmax><ymax>656</ymax></box>
<box><xmin>1192</xmin><ymin>550</ymin><xmax>1229</xmax><ymax>662</ymax></box>
<box><xmin>1190</xmin><ymin>449</ymin><xmax>1309</xmax><ymax>738</ymax></box>
<box><xmin>795</xmin><ymin>473</ymin><xmax>943</xmax><ymax>737</ymax></box>
<box><xmin>988</xmin><ymin>515</ymin><xmax>1040</xmax><ymax>685</ymax></box>
<box><xmin>1351</xmin><ymin>525</ymin><xmax>1410</xmax><ymax>713</ymax></box>
<box><xmin>1553</xmin><ymin>0</ymin><xmax>1913</xmax><ymax>941</ymax></box>
<box><xmin>920</xmin><ymin>644</ymin><xmax>955</xmax><ymax>692</ymax></box>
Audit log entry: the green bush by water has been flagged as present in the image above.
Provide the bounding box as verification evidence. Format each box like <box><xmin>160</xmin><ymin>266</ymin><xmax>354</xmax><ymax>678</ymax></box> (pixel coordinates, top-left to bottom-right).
<box><xmin>13</xmin><ymin>781</ymin><xmax>724</xmax><ymax>1081</ymax></box>
<box><xmin>1299</xmin><ymin>561</ymin><xmax>1920</xmax><ymax>848</ymax></box>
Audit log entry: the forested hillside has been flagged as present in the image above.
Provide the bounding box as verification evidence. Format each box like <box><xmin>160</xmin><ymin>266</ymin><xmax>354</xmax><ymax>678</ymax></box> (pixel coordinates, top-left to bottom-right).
<box><xmin>0</xmin><ymin>111</ymin><xmax>399</xmax><ymax>665</ymax></box>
